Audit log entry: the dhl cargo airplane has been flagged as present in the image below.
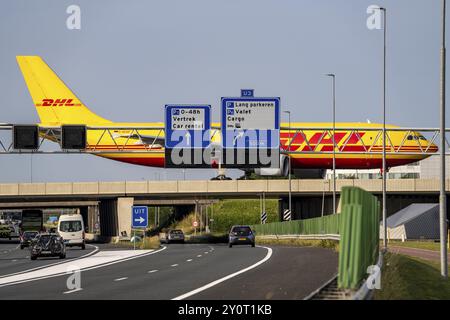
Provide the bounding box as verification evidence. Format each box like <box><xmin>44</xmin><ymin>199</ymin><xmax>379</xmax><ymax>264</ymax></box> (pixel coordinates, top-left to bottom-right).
<box><xmin>15</xmin><ymin>56</ymin><xmax>438</xmax><ymax>178</ymax></box>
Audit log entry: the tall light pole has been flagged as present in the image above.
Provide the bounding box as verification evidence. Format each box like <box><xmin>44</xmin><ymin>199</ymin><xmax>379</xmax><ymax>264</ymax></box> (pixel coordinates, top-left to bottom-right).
<box><xmin>376</xmin><ymin>6</ymin><xmax>388</xmax><ymax>251</ymax></box>
<box><xmin>326</xmin><ymin>74</ymin><xmax>336</xmax><ymax>214</ymax></box>
<box><xmin>440</xmin><ymin>0</ymin><xmax>448</xmax><ymax>278</ymax></box>
<box><xmin>283</xmin><ymin>110</ymin><xmax>292</xmax><ymax>216</ymax></box>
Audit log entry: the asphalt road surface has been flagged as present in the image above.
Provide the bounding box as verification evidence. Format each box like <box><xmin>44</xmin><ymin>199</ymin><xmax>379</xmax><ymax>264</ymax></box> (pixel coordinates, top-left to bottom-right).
<box><xmin>0</xmin><ymin>242</ymin><xmax>337</xmax><ymax>300</ymax></box>
<box><xmin>0</xmin><ymin>239</ymin><xmax>97</xmax><ymax>278</ymax></box>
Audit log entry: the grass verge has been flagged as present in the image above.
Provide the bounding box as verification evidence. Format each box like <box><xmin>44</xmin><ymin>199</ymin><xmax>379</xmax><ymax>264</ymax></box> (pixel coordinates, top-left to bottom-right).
<box><xmin>170</xmin><ymin>199</ymin><xmax>279</xmax><ymax>235</ymax></box>
<box><xmin>374</xmin><ymin>252</ymin><xmax>450</xmax><ymax>300</ymax></box>
<box><xmin>115</xmin><ymin>236</ymin><xmax>161</xmax><ymax>250</ymax></box>
<box><xmin>386</xmin><ymin>240</ymin><xmax>441</xmax><ymax>252</ymax></box>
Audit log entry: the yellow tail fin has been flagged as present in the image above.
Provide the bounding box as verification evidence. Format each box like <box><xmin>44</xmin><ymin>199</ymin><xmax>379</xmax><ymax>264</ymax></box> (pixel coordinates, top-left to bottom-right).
<box><xmin>16</xmin><ymin>56</ymin><xmax>110</xmax><ymax>125</ymax></box>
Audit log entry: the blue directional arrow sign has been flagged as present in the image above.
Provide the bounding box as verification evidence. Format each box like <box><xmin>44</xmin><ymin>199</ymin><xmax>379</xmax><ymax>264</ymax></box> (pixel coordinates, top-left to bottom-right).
<box><xmin>221</xmin><ymin>95</ymin><xmax>280</xmax><ymax>149</ymax></box>
<box><xmin>165</xmin><ymin>105</ymin><xmax>211</xmax><ymax>149</ymax></box>
<box><xmin>132</xmin><ymin>206</ymin><xmax>148</xmax><ymax>229</ymax></box>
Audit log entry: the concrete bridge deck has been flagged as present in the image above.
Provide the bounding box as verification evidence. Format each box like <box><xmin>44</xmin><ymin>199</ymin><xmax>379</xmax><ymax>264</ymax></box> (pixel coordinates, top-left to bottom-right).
<box><xmin>0</xmin><ymin>179</ymin><xmax>448</xmax><ymax>200</ymax></box>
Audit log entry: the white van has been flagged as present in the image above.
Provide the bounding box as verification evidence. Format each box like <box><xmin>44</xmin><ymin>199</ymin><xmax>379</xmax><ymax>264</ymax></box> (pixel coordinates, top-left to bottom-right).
<box><xmin>57</xmin><ymin>214</ymin><xmax>85</xmax><ymax>249</ymax></box>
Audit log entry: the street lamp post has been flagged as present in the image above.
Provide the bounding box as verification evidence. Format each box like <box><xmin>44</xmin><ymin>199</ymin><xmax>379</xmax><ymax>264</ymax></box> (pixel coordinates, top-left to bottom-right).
<box><xmin>283</xmin><ymin>110</ymin><xmax>292</xmax><ymax>217</ymax></box>
<box><xmin>326</xmin><ymin>74</ymin><xmax>336</xmax><ymax>214</ymax></box>
<box><xmin>440</xmin><ymin>0</ymin><xmax>448</xmax><ymax>278</ymax></box>
<box><xmin>377</xmin><ymin>6</ymin><xmax>388</xmax><ymax>251</ymax></box>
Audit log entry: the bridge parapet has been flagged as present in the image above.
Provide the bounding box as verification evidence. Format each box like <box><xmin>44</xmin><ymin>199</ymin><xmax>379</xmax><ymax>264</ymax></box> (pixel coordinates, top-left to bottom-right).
<box><xmin>0</xmin><ymin>179</ymin><xmax>450</xmax><ymax>198</ymax></box>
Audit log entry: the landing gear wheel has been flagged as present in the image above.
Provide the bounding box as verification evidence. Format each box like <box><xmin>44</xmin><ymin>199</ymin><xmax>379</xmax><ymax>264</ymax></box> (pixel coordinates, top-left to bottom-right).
<box><xmin>229</xmin><ymin>244</ymin><xmax>232</xmax><ymax>248</ymax></box>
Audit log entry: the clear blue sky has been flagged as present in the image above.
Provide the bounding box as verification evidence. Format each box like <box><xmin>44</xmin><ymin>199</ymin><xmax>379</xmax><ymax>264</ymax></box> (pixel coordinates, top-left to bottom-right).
<box><xmin>0</xmin><ymin>0</ymin><xmax>446</xmax><ymax>182</ymax></box>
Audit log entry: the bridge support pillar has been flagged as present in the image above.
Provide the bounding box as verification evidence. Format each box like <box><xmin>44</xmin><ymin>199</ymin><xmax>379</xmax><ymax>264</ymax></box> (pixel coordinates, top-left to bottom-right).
<box><xmin>117</xmin><ymin>197</ymin><xmax>134</xmax><ymax>238</ymax></box>
<box><xmin>99</xmin><ymin>200</ymin><xmax>118</xmax><ymax>238</ymax></box>
<box><xmin>99</xmin><ymin>197</ymin><xmax>134</xmax><ymax>239</ymax></box>
<box><xmin>87</xmin><ymin>205</ymin><xmax>99</xmax><ymax>234</ymax></box>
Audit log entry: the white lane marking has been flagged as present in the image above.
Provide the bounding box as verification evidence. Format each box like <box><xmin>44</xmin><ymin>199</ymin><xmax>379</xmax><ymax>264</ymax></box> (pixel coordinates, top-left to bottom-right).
<box><xmin>11</xmin><ymin>260</ymin><xmax>17</xmax><ymax>262</ymax></box>
<box><xmin>0</xmin><ymin>244</ymin><xmax>99</xmax><ymax>279</ymax></box>
<box><xmin>0</xmin><ymin>246</ymin><xmax>167</xmax><ymax>288</ymax></box>
<box><xmin>63</xmin><ymin>288</ymin><xmax>83</xmax><ymax>294</ymax></box>
<box><xmin>171</xmin><ymin>264</ymin><xmax>178</xmax><ymax>267</ymax></box>
<box><xmin>172</xmin><ymin>246</ymin><xmax>273</xmax><ymax>300</ymax></box>
<box><xmin>186</xmin><ymin>259</ymin><xmax>192</xmax><ymax>262</ymax></box>
<box><xmin>204</xmin><ymin>252</ymin><xmax>208</xmax><ymax>254</ymax></box>
<box><xmin>148</xmin><ymin>270</ymin><xmax>158</xmax><ymax>273</ymax></box>
<box><xmin>114</xmin><ymin>277</ymin><xmax>128</xmax><ymax>282</ymax></box>
<box><xmin>197</xmin><ymin>255</ymin><xmax>202</xmax><ymax>258</ymax></box>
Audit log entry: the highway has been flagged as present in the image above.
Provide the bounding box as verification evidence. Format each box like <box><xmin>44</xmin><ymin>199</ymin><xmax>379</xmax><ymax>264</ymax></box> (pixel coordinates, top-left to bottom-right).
<box><xmin>0</xmin><ymin>243</ymin><xmax>337</xmax><ymax>300</ymax></box>
<box><xmin>0</xmin><ymin>239</ymin><xmax>97</xmax><ymax>277</ymax></box>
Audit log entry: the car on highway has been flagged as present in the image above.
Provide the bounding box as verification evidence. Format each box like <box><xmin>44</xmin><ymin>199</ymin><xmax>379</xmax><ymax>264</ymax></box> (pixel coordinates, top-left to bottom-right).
<box><xmin>20</xmin><ymin>230</ymin><xmax>39</xmax><ymax>249</ymax></box>
<box><xmin>57</xmin><ymin>213</ymin><xmax>86</xmax><ymax>249</ymax></box>
<box><xmin>228</xmin><ymin>225</ymin><xmax>255</xmax><ymax>248</ymax></box>
<box><xmin>30</xmin><ymin>233</ymin><xmax>66</xmax><ymax>260</ymax></box>
<box><xmin>162</xmin><ymin>229</ymin><xmax>185</xmax><ymax>244</ymax></box>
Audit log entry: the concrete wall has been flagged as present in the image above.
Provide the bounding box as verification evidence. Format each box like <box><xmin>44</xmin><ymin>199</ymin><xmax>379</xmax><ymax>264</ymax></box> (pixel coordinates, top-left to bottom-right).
<box><xmin>98</xmin><ymin>198</ymin><xmax>134</xmax><ymax>238</ymax></box>
<box><xmin>117</xmin><ymin>197</ymin><xmax>133</xmax><ymax>238</ymax></box>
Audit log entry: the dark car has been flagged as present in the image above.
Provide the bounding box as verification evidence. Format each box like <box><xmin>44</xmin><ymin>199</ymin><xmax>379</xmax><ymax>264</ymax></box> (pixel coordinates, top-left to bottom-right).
<box><xmin>228</xmin><ymin>225</ymin><xmax>255</xmax><ymax>248</ymax></box>
<box><xmin>164</xmin><ymin>229</ymin><xmax>185</xmax><ymax>244</ymax></box>
<box><xmin>20</xmin><ymin>230</ymin><xmax>39</xmax><ymax>249</ymax></box>
<box><xmin>30</xmin><ymin>233</ymin><xmax>66</xmax><ymax>260</ymax></box>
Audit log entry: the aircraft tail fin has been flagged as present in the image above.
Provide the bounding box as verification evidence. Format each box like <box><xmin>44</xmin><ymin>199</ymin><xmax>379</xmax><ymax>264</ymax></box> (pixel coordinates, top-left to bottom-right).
<box><xmin>16</xmin><ymin>56</ymin><xmax>110</xmax><ymax>125</ymax></box>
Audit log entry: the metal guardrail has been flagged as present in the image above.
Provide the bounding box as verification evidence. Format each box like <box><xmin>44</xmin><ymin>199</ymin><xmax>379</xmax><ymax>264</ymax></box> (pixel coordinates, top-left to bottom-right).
<box><xmin>257</xmin><ymin>234</ymin><xmax>340</xmax><ymax>241</ymax></box>
<box><xmin>351</xmin><ymin>252</ymin><xmax>383</xmax><ymax>300</ymax></box>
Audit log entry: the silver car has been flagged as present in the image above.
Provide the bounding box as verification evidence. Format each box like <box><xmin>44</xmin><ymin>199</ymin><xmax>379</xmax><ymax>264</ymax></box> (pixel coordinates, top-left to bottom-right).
<box><xmin>228</xmin><ymin>225</ymin><xmax>255</xmax><ymax>248</ymax></box>
<box><xmin>165</xmin><ymin>229</ymin><xmax>185</xmax><ymax>244</ymax></box>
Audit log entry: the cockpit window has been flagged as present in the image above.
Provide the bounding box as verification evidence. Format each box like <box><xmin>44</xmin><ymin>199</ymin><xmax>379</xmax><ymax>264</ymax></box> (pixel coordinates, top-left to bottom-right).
<box><xmin>407</xmin><ymin>135</ymin><xmax>427</xmax><ymax>141</ymax></box>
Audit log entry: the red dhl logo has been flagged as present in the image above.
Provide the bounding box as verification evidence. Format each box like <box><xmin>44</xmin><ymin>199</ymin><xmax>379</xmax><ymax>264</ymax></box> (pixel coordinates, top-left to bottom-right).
<box><xmin>280</xmin><ymin>131</ymin><xmax>367</xmax><ymax>152</ymax></box>
<box><xmin>35</xmin><ymin>99</ymin><xmax>82</xmax><ymax>107</ymax></box>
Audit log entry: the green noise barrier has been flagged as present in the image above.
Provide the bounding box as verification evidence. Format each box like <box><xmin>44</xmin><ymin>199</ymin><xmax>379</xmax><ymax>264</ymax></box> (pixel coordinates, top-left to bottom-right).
<box><xmin>251</xmin><ymin>186</ymin><xmax>380</xmax><ymax>290</ymax></box>
<box><xmin>252</xmin><ymin>213</ymin><xmax>340</xmax><ymax>235</ymax></box>
<box><xmin>338</xmin><ymin>186</ymin><xmax>380</xmax><ymax>289</ymax></box>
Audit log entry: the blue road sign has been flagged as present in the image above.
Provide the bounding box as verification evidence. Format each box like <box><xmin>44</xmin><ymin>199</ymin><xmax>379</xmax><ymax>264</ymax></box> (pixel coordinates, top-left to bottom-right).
<box><xmin>132</xmin><ymin>206</ymin><xmax>148</xmax><ymax>228</ymax></box>
<box><xmin>165</xmin><ymin>105</ymin><xmax>211</xmax><ymax>149</ymax></box>
<box><xmin>221</xmin><ymin>96</ymin><xmax>280</xmax><ymax>149</ymax></box>
<box><xmin>241</xmin><ymin>89</ymin><xmax>254</xmax><ymax>97</ymax></box>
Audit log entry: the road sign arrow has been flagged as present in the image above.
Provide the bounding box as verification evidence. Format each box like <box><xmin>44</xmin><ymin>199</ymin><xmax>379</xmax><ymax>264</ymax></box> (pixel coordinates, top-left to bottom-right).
<box><xmin>134</xmin><ymin>217</ymin><xmax>145</xmax><ymax>224</ymax></box>
<box><xmin>233</xmin><ymin>131</ymin><xmax>244</xmax><ymax>146</ymax></box>
<box><xmin>185</xmin><ymin>132</ymin><xmax>191</xmax><ymax>145</ymax></box>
